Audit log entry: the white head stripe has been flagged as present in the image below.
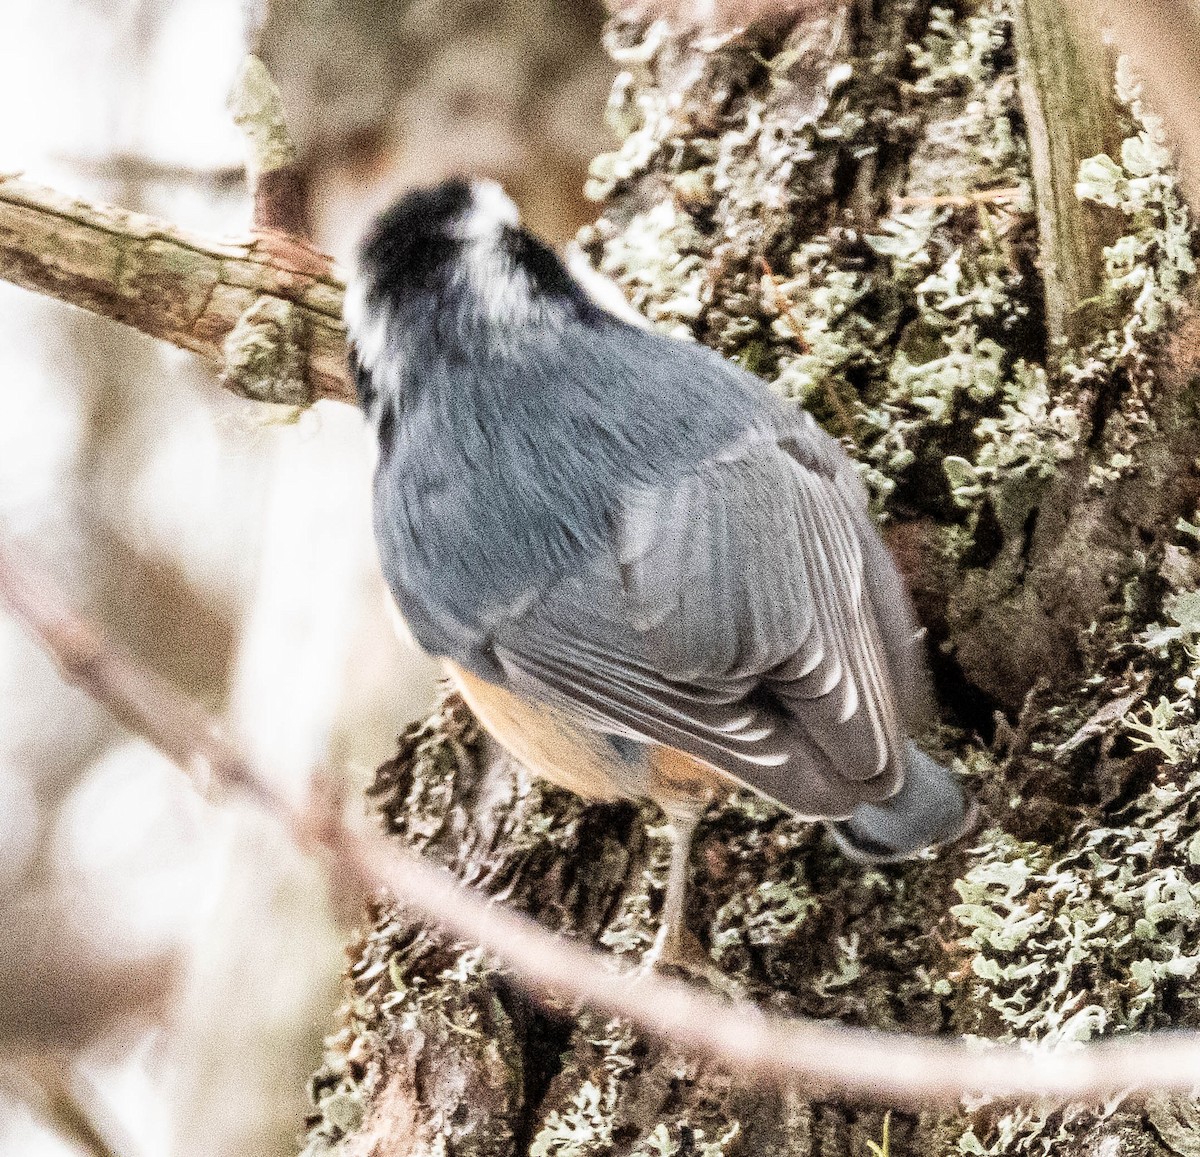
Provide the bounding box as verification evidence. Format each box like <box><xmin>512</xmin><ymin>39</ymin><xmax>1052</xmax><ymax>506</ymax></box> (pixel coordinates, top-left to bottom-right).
<box><xmin>457</xmin><ymin>180</ymin><xmax>520</xmax><ymax>239</ymax></box>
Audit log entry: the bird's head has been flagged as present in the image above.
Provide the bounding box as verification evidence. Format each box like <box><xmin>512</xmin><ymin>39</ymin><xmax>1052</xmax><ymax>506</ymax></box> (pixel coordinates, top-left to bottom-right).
<box><xmin>352</xmin><ymin>178</ymin><xmax>520</xmax><ymax>300</ymax></box>
<box><xmin>345</xmin><ymin>179</ymin><xmax>597</xmax><ymax>420</ymax></box>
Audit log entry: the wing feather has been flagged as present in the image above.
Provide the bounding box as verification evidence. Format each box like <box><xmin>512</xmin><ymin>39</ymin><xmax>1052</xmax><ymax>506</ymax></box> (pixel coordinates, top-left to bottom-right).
<box><xmin>489</xmin><ymin>414</ymin><xmax>926</xmax><ymax>816</ymax></box>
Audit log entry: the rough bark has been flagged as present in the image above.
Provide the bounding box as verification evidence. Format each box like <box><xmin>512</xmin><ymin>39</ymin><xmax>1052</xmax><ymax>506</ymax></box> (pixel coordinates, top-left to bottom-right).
<box><xmin>301</xmin><ymin>2</ymin><xmax>1200</xmax><ymax>1156</ymax></box>
<box><xmin>1011</xmin><ymin>0</ymin><xmax>1123</xmax><ymax>348</ymax></box>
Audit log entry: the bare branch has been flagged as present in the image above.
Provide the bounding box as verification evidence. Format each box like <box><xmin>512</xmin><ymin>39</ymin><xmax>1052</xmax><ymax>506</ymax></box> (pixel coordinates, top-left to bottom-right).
<box><xmin>228</xmin><ymin>54</ymin><xmax>308</xmax><ymax>237</ymax></box>
<box><xmin>48</xmin><ymin>154</ymin><xmax>245</xmax><ymax>190</ymax></box>
<box><xmin>0</xmin><ymin>175</ymin><xmax>351</xmax><ymax>405</ymax></box>
<box><xmin>7</xmin><ymin>545</ymin><xmax>1200</xmax><ymax>1110</ymax></box>
<box><xmin>2</xmin><ymin>1057</ymin><xmax>140</xmax><ymax>1157</ymax></box>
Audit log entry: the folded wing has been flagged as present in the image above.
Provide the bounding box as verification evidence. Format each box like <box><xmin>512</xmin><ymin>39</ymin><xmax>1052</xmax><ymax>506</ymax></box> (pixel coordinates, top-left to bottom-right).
<box><xmin>491</xmin><ymin>412</ymin><xmax>930</xmax><ymax>818</ymax></box>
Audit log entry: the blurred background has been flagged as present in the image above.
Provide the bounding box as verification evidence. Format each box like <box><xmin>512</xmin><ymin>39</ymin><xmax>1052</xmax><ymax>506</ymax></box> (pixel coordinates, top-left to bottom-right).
<box><xmin>0</xmin><ymin>2</ymin><xmax>611</xmax><ymax>1154</ymax></box>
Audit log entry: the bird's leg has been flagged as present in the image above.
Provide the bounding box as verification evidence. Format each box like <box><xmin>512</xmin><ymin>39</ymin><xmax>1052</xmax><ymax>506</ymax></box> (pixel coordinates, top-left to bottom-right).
<box><xmin>640</xmin><ymin>802</ymin><xmax>743</xmax><ymax>997</ymax></box>
<box><xmin>647</xmin><ymin>801</ymin><xmax>703</xmax><ymax>972</ymax></box>
<box><xmin>641</xmin><ymin>743</ymin><xmax>735</xmax><ymax>975</ymax></box>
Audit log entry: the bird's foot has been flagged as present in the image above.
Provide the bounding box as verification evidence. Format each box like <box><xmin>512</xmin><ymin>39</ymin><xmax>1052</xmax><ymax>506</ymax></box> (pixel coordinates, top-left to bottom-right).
<box><xmin>638</xmin><ymin>921</ymin><xmax>743</xmax><ymax>999</ymax></box>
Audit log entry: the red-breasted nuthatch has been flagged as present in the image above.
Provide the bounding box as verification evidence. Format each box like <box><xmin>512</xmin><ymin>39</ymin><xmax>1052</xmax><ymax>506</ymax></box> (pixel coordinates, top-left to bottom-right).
<box><xmin>345</xmin><ymin>178</ymin><xmax>973</xmax><ymax>969</ymax></box>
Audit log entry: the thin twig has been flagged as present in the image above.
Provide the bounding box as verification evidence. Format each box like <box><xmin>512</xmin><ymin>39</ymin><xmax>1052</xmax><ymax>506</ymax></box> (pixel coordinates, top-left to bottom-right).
<box><xmin>49</xmin><ymin>154</ymin><xmax>246</xmax><ymax>189</ymax></box>
<box><xmin>6</xmin><ymin>544</ymin><xmax>1200</xmax><ymax>1110</ymax></box>
<box><xmin>891</xmin><ymin>187</ymin><xmax>1026</xmax><ymax>209</ymax></box>
<box><xmin>228</xmin><ymin>55</ymin><xmax>309</xmax><ymax>237</ymax></box>
<box><xmin>2</xmin><ymin>1057</ymin><xmax>139</xmax><ymax>1157</ymax></box>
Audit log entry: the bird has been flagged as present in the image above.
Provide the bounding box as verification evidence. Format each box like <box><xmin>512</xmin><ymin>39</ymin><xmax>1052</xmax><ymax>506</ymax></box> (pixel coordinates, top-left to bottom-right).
<box><xmin>344</xmin><ymin>177</ymin><xmax>973</xmax><ymax>971</ymax></box>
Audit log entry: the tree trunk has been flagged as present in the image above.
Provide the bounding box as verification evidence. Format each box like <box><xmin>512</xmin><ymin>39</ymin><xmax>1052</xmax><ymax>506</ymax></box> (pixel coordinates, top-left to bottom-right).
<box><xmin>302</xmin><ymin>2</ymin><xmax>1200</xmax><ymax>1154</ymax></box>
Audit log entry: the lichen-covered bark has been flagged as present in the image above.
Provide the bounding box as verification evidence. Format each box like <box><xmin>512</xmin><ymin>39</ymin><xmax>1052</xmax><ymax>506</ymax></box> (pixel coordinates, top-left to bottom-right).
<box><xmin>1011</xmin><ymin>0</ymin><xmax>1124</xmax><ymax>348</ymax></box>
<box><xmin>304</xmin><ymin>3</ymin><xmax>1200</xmax><ymax>1155</ymax></box>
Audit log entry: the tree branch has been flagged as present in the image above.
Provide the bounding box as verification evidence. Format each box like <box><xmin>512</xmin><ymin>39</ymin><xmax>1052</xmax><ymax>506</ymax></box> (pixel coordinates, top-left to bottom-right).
<box><xmin>7</xmin><ymin>544</ymin><xmax>1200</xmax><ymax>1111</ymax></box>
<box><xmin>0</xmin><ymin>174</ymin><xmax>351</xmax><ymax>405</ymax></box>
<box><xmin>3</xmin><ymin>1058</ymin><xmax>140</xmax><ymax>1157</ymax></box>
<box><xmin>228</xmin><ymin>54</ymin><xmax>309</xmax><ymax>238</ymax></box>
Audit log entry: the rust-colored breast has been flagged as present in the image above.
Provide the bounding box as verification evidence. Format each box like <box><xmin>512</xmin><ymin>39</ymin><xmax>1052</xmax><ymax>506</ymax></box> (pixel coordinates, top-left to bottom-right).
<box><xmin>445</xmin><ymin>662</ymin><xmax>738</xmax><ymax>810</ymax></box>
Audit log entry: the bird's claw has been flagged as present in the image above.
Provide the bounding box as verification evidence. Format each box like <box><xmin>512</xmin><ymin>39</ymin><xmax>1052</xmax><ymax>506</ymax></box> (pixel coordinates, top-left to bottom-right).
<box><xmin>637</xmin><ymin>922</ymin><xmax>743</xmax><ymax>1000</ymax></box>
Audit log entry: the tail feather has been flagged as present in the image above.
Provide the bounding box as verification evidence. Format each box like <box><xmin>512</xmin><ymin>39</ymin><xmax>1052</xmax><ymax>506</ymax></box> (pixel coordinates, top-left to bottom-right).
<box><xmin>826</xmin><ymin>742</ymin><xmax>974</xmax><ymax>862</ymax></box>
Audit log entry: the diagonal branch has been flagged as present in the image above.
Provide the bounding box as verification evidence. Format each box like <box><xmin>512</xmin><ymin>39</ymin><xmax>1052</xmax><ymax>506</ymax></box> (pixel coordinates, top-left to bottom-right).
<box><xmin>7</xmin><ymin>543</ymin><xmax>1200</xmax><ymax>1111</ymax></box>
<box><xmin>0</xmin><ymin>174</ymin><xmax>352</xmax><ymax>405</ymax></box>
<box><xmin>3</xmin><ymin>1057</ymin><xmax>140</xmax><ymax>1157</ymax></box>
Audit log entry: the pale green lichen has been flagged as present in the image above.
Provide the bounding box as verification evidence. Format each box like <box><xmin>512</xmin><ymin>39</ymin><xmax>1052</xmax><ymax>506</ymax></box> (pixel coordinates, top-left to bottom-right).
<box><xmin>950</xmin><ymin>758</ymin><xmax>1200</xmax><ymax>1154</ymax></box>
<box><xmin>945</xmin><ymin>362</ymin><xmax>1082</xmax><ymax>521</ymax></box>
<box><xmin>529</xmin><ymin>1020</ymin><xmax>637</xmax><ymax>1157</ymax></box>
<box><xmin>1122</xmin><ymin>589</ymin><xmax>1200</xmax><ymax>764</ymax></box>
<box><xmin>851</xmin><ymin>0</ymin><xmax>1031</xmax><ymax>506</ymax></box>
<box><xmin>830</xmin><ymin>0</ymin><xmax>1028</xmax><ymax>504</ymax></box>
<box><xmin>219</xmin><ymin>294</ymin><xmax>311</xmax><ymax>406</ymax></box>
<box><xmin>1076</xmin><ymin>57</ymin><xmax>1195</xmax><ymax>324</ymax></box>
<box><xmin>590</xmin><ymin>200</ymin><xmax>709</xmax><ymax>337</ymax></box>
<box><xmin>369</xmin><ymin>693</ymin><xmax>479</xmax><ymax>852</ymax></box>
<box><xmin>586</xmin><ymin>21</ymin><xmax>674</xmax><ymax>201</ymax></box>
<box><xmin>630</xmin><ymin>1121</ymin><xmax>741</xmax><ymax>1157</ymax></box>
<box><xmin>709</xmin><ymin>869</ymin><xmax>819</xmax><ymax>968</ymax></box>
<box><xmin>303</xmin><ymin>1060</ymin><xmax>367</xmax><ymax>1157</ymax></box>
<box><xmin>928</xmin><ymin>42</ymin><xmax>1195</xmax><ymax>547</ymax></box>
<box><xmin>585</xmin><ymin>0</ymin><xmax>1035</xmax><ymax>519</ymax></box>
<box><xmin>598</xmin><ymin>813</ymin><xmax>678</xmax><ymax>958</ymax></box>
<box><xmin>811</xmin><ymin>932</ymin><xmax>864</xmax><ymax>997</ymax></box>
<box><xmin>1065</xmin><ymin>56</ymin><xmax>1196</xmax><ymax>490</ymax></box>
<box><xmin>957</xmin><ymin>1107</ymin><xmax>1094</xmax><ymax>1157</ymax></box>
<box><xmin>767</xmin><ymin>244</ymin><xmax>874</xmax><ymax>414</ymax></box>
<box><xmin>306</xmin><ymin>922</ymin><xmax>523</xmax><ymax>1157</ymax></box>
<box><xmin>228</xmin><ymin>54</ymin><xmax>299</xmax><ymax>176</ymax></box>
<box><xmin>530</xmin><ymin>1081</ymin><xmax>615</xmax><ymax>1157</ymax></box>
